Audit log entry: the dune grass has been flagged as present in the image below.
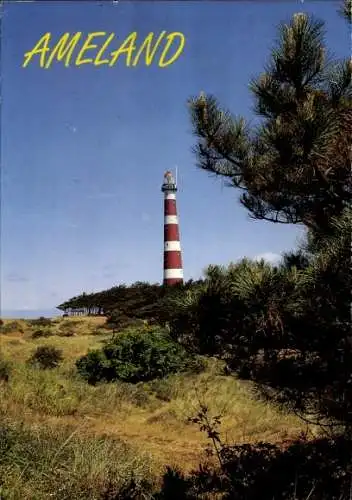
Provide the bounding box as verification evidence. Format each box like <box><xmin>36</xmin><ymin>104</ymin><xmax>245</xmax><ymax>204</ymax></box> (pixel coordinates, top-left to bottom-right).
<box><xmin>0</xmin><ymin>316</ymin><xmax>315</xmax><ymax>498</ymax></box>
<box><xmin>0</xmin><ymin>421</ymin><xmax>156</xmax><ymax>500</ymax></box>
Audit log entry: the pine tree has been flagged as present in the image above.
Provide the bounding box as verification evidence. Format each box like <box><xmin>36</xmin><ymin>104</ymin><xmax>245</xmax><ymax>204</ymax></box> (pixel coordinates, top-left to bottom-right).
<box><xmin>181</xmin><ymin>5</ymin><xmax>352</xmax><ymax>432</ymax></box>
<box><xmin>188</xmin><ymin>12</ymin><xmax>351</xmax><ymax>240</ymax></box>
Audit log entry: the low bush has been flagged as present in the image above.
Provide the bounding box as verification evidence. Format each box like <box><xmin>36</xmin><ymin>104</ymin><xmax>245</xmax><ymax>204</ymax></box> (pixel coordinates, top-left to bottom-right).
<box><xmin>31</xmin><ymin>328</ymin><xmax>54</xmax><ymax>339</ymax></box>
<box><xmin>0</xmin><ymin>357</ymin><xmax>11</xmax><ymax>382</ymax></box>
<box><xmin>162</xmin><ymin>436</ymin><xmax>352</xmax><ymax>500</ymax></box>
<box><xmin>28</xmin><ymin>345</ymin><xmax>63</xmax><ymax>369</ymax></box>
<box><xmin>76</xmin><ymin>327</ymin><xmax>202</xmax><ymax>384</ymax></box>
<box><xmin>28</xmin><ymin>316</ymin><xmax>53</xmax><ymax>327</ymax></box>
<box><xmin>183</xmin><ymin>355</ymin><xmax>207</xmax><ymax>374</ymax></box>
<box><xmin>147</xmin><ymin>378</ymin><xmax>173</xmax><ymax>402</ymax></box>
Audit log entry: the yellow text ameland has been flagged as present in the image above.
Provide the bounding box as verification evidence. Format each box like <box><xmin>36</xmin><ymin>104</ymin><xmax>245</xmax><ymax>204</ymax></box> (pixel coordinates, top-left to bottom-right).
<box><xmin>22</xmin><ymin>31</ymin><xmax>186</xmax><ymax>68</ymax></box>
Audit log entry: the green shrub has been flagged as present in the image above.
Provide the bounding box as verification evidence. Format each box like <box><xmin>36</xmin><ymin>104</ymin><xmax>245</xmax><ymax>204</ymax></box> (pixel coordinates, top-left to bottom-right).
<box><xmin>76</xmin><ymin>327</ymin><xmax>200</xmax><ymax>384</ymax></box>
<box><xmin>147</xmin><ymin>378</ymin><xmax>173</xmax><ymax>402</ymax></box>
<box><xmin>0</xmin><ymin>358</ymin><xmax>11</xmax><ymax>382</ymax></box>
<box><xmin>76</xmin><ymin>349</ymin><xmax>109</xmax><ymax>384</ymax></box>
<box><xmin>28</xmin><ymin>316</ymin><xmax>53</xmax><ymax>327</ymax></box>
<box><xmin>183</xmin><ymin>355</ymin><xmax>207</xmax><ymax>374</ymax></box>
<box><xmin>31</xmin><ymin>327</ymin><xmax>53</xmax><ymax>339</ymax></box>
<box><xmin>28</xmin><ymin>345</ymin><xmax>63</xmax><ymax>369</ymax></box>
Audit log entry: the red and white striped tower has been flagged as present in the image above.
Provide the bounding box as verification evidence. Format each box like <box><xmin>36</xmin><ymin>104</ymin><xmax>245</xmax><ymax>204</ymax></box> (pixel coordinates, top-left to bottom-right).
<box><xmin>161</xmin><ymin>170</ymin><xmax>184</xmax><ymax>286</ymax></box>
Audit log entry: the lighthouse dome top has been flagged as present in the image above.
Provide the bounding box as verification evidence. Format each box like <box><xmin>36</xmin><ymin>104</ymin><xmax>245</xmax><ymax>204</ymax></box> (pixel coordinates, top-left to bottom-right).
<box><xmin>164</xmin><ymin>170</ymin><xmax>175</xmax><ymax>183</ymax></box>
<box><xmin>161</xmin><ymin>170</ymin><xmax>177</xmax><ymax>192</ymax></box>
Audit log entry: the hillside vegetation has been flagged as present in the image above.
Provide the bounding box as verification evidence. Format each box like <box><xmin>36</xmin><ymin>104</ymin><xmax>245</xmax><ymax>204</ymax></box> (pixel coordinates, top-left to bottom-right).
<box><xmin>1</xmin><ymin>4</ymin><xmax>351</xmax><ymax>498</ymax></box>
<box><xmin>0</xmin><ymin>317</ymin><xmax>307</xmax><ymax>499</ymax></box>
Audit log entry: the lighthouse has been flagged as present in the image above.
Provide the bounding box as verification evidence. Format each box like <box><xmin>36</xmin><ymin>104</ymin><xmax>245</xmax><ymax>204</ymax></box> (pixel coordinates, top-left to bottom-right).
<box><xmin>161</xmin><ymin>170</ymin><xmax>184</xmax><ymax>286</ymax></box>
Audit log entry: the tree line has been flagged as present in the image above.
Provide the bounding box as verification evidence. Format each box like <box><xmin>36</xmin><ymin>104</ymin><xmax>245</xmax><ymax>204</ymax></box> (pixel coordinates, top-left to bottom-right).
<box><xmin>57</xmin><ymin>280</ymin><xmax>203</xmax><ymax>325</ymax></box>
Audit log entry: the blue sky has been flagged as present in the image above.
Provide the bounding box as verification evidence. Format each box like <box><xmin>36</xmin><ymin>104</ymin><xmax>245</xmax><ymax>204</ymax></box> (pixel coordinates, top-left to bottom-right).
<box><xmin>1</xmin><ymin>0</ymin><xmax>349</xmax><ymax>312</ymax></box>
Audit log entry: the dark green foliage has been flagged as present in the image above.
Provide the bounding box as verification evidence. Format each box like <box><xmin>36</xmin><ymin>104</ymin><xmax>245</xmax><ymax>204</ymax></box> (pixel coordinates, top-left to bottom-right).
<box><xmin>170</xmin><ymin>259</ymin><xmax>294</xmax><ymax>356</ymax></box>
<box><xmin>0</xmin><ymin>358</ymin><xmax>11</xmax><ymax>383</ymax></box>
<box><xmin>57</xmin><ymin>279</ymin><xmax>202</xmax><ymax>324</ymax></box>
<box><xmin>28</xmin><ymin>345</ymin><xmax>63</xmax><ymax>369</ymax></box>
<box><xmin>339</xmin><ymin>0</ymin><xmax>351</xmax><ymax>22</ymax></box>
<box><xmin>57</xmin><ymin>282</ymin><xmax>162</xmax><ymax>318</ymax></box>
<box><xmin>178</xmin><ymin>8</ymin><xmax>352</xmax><ymax>433</ymax></box>
<box><xmin>155</xmin><ymin>408</ymin><xmax>352</xmax><ymax>500</ymax></box>
<box><xmin>28</xmin><ymin>316</ymin><xmax>53</xmax><ymax>327</ymax></box>
<box><xmin>105</xmin><ymin>312</ymin><xmax>145</xmax><ymax>332</ymax></box>
<box><xmin>154</xmin><ymin>467</ymin><xmax>193</xmax><ymax>500</ymax></box>
<box><xmin>158</xmin><ymin>6</ymin><xmax>352</xmax><ymax>499</ymax></box>
<box><xmin>76</xmin><ymin>349</ymin><xmax>110</xmax><ymax>384</ymax></box>
<box><xmin>173</xmin><ymin>436</ymin><xmax>352</xmax><ymax>500</ymax></box>
<box><xmin>100</xmin><ymin>477</ymin><xmax>155</xmax><ymax>500</ymax></box>
<box><xmin>281</xmin><ymin>250</ymin><xmax>310</xmax><ymax>271</ymax></box>
<box><xmin>147</xmin><ymin>379</ymin><xmax>173</xmax><ymax>402</ymax></box>
<box><xmin>182</xmin><ymin>355</ymin><xmax>206</xmax><ymax>375</ymax></box>
<box><xmin>76</xmin><ymin>327</ymin><xmax>201</xmax><ymax>385</ymax></box>
<box><xmin>177</xmin><ymin>436</ymin><xmax>352</xmax><ymax>500</ymax></box>
<box><xmin>188</xmin><ymin>14</ymin><xmax>351</xmax><ymax>241</ymax></box>
<box><xmin>170</xmin><ymin>210</ymin><xmax>351</xmax><ymax>430</ymax></box>
<box><xmin>31</xmin><ymin>328</ymin><xmax>54</xmax><ymax>339</ymax></box>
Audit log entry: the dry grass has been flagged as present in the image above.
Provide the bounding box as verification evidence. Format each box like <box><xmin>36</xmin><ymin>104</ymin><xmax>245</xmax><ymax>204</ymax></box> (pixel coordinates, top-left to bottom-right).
<box><xmin>0</xmin><ymin>316</ymin><xmax>316</xmax><ymax>498</ymax></box>
<box><xmin>0</xmin><ymin>315</ymin><xmax>106</xmax><ymax>339</ymax></box>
